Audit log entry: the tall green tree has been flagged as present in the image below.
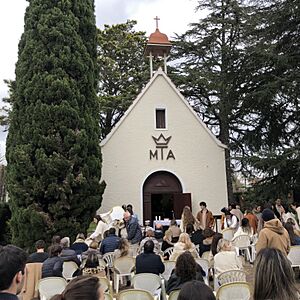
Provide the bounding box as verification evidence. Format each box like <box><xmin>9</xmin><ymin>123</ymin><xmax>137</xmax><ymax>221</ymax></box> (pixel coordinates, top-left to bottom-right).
<box><xmin>170</xmin><ymin>0</ymin><xmax>255</xmax><ymax>202</ymax></box>
<box><xmin>97</xmin><ymin>20</ymin><xmax>149</xmax><ymax>139</ymax></box>
<box><xmin>6</xmin><ymin>0</ymin><xmax>104</xmax><ymax>249</ymax></box>
<box><xmin>239</xmin><ymin>0</ymin><xmax>300</xmax><ymax>199</ymax></box>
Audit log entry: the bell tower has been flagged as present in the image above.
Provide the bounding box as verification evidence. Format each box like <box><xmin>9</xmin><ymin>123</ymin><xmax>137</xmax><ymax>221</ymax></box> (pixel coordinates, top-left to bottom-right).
<box><xmin>144</xmin><ymin>16</ymin><xmax>172</xmax><ymax>78</ymax></box>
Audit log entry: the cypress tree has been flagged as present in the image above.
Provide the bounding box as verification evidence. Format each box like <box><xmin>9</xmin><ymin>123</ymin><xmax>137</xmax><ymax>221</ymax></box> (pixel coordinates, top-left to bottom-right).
<box><xmin>6</xmin><ymin>0</ymin><xmax>103</xmax><ymax>249</ymax></box>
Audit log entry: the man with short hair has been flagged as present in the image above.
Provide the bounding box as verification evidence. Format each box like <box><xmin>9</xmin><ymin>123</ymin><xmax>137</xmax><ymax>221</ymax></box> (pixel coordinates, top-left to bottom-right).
<box><xmin>196</xmin><ymin>202</ymin><xmax>214</xmax><ymax>230</ymax></box>
<box><xmin>99</xmin><ymin>227</ymin><xmax>120</xmax><ymax>255</ymax></box>
<box><xmin>0</xmin><ymin>245</ymin><xmax>28</xmax><ymax>299</ymax></box>
<box><xmin>256</xmin><ymin>208</ymin><xmax>290</xmax><ymax>256</ymax></box>
<box><xmin>27</xmin><ymin>240</ymin><xmax>49</xmax><ymax>263</ymax></box>
<box><xmin>136</xmin><ymin>240</ymin><xmax>165</xmax><ymax>275</ymax></box>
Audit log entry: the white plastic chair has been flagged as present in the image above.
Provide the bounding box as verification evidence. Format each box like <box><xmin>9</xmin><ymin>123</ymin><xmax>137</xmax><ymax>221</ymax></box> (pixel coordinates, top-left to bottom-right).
<box><xmin>216</xmin><ymin>282</ymin><xmax>251</xmax><ymax>300</ymax></box>
<box><xmin>195</xmin><ymin>258</ymin><xmax>209</xmax><ymax>285</ymax></box>
<box><xmin>162</xmin><ymin>260</ymin><xmax>176</xmax><ymax>281</ymax></box>
<box><xmin>104</xmin><ymin>293</ymin><xmax>114</xmax><ymax>300</ymax></box>
<box><xmin>287</xmin><ymin>245</ymin><xmax>300</xmax><ymax>270</ymax></box>
<box><xmin>93</xmin><ymin>276</ymin><xmax>113</xmax><ymax>296</ymax></box>
<box><xmin>62</xmin><ymin>261</ymin><xmax>78</xmax><ymax>281</ymax></box>
<box><xmin>163</xmin><ymin>247</ymin><xmax>174</xmax><ymax>258</ymax></box>
<box><xmin>117</xmin><ymin>289</ymin><xmax>155</xmax><ymax>300</ymax></box>
<box><xmin>38</xmin><ymin>277</ymin><xmax>67</xmax><ymax>300</ymax></box>
<box><xmin>217</xmin><ymin>270</ymin><xmax>247</xmax><ymax>286</ymax></box>
<box><xmin>132</xmin><ymin>273</ymin><xmax>162</xmax><ymax>299</ymax></box>
<box><xmin>103</xmin><ymin>252</ymin><xmax>115</xmax><ymax>278</ymax></box>
<box><xmin>113</xmin><ymin>256</ymin><xmax>135</xmax><ymax>293</ymax></box>
<box><xmin>168</xmin><ymin>289</ymin><xmax>180</xmax><ymax>300</ymax></box>
<box><xmin>231</xmin><ymin>235</ymin><xmax>251</xmax><ymax>262</ymax></box>
<box><xmin>221</xmin><ymin>228</ymin><xmax>235</xmax><ymax>241</ymax></box>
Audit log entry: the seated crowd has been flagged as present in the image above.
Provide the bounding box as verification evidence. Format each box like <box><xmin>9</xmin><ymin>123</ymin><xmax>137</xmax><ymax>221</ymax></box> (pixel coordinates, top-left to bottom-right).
<box><xmin>0</xmin><ymin>201</ymin><xmax>300</xmax><ymax>300</ymax></box>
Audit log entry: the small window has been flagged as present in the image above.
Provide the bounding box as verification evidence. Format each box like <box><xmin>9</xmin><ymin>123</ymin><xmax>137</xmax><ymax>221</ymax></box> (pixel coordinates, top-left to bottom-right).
<box><xmin>156</xmin><ymin>109</ymin><xmax>166</xmax><ymax>129</ymax></box>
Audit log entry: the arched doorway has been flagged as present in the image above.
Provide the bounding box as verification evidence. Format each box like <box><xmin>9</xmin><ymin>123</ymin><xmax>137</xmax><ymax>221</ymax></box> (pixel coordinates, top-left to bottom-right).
<box><xmin>143</xmin><ymin>171</ymin><xmax>191</xmax><ymax>222</ymax></box>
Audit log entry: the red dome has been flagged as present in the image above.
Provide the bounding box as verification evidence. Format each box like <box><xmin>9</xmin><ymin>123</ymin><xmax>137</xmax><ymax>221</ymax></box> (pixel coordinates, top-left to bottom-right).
<box><xmin>148</xmin><ymin>29</ymin><xmax>171</xmax><ymax>45</ymax></box>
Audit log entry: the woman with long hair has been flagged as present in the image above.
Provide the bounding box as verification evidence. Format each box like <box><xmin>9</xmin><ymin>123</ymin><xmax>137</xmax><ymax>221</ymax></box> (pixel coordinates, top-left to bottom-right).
<box><xmin>180</xmin><ymin>206</ymin><xmax>196</xmax><ymax>232</ymax></box>
<box><xmin>50</xmin><ymin>275</ymin><xmax>104</xmax><ymax>300</ymax></box>
<box><xmin>233</xmin><ymin>218</ymin><xmax>253</xmax><ymax>239</ymax></box>
<box><xmin>82</xmin><ymin>252</ymin><xmax>105</xmax><ymax>277</ymax></box>
<box><xmin>284</xmin><ymin>222</ymin><xmax>300</xmax><ymax>245</ymax></box>
<box><xmin>254</xmin><ymin>248</ymin><xmax>299</xmax><ymax>300</ymax></box>
<box><xmin>114</xmin><ymin>238</ymin><xmax>133</xmax><ymax>259</ymax></box>
<box><xmin>170</xmin><ymin>233</ymin><xmax>199</xmax><ymax>261</ymax></box>
<box><xmin>166</xmin><ymin>252</ymin><xmax>204</xmax><ymax>294</ymax></box>
<box><xmin>178</xmin><ymin>280</ymin><xmax>216</xmax><ymax>300</ymax></box>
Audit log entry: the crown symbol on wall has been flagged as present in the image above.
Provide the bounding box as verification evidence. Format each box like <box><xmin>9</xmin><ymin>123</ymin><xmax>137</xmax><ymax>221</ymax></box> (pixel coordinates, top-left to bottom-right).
<box><xmin>152</xmin><ymin>134</ymin><xmax>171</xmax><ymax>147</ymax></box>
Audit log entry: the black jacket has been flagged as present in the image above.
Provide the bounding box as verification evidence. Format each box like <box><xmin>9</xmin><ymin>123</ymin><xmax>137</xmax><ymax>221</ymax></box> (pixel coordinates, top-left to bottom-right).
<box><xmin>136</xmin><ymin>252</ymin><xmax>165</xmax><ymax>275</ymax></box>
<box><xmin>166</xmin><ymin>265</ymin><xmax>204</xmax><ymax>294</ymax></box>
<box><xmin>42</xmin><ymin>256</ymin><xmax>63</xmax><ymax>278</ymax></box>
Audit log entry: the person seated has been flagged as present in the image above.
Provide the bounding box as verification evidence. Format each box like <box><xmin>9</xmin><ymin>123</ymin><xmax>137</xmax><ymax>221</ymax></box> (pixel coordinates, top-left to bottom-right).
<box><xmin>178</xmin><ymin>280</ymin><xmax>216</xmax><ymax>300</ymax></box>
<box><xmin>60</xmin><ymin>237</ymin><xmax>80</xmax><ymax>266</ymax></box>
<box><xmin>139</xmin><ymin>228</ymin><xmax>160</xmax><ymax>255</ymax></box>
<box><xmin>114</xmin><ymin>238</ymin><xmax>134</xmax><ymax>259</ymax></box>
<box><xmin>169</xmin><ymin>219</ymin><xmax>181</xmax><ymax>243</ymax></box>
<box><xmin>51</xmin><ymin>235</ymin><xmax>61</xmax><ymax>245</ymax></box>
<box><xmin>42</xmin><ymin>244</ymin><xmax>64</xmax><ymax>278</ymax></box>
<box><xmin>213</xmin><ymin>239</ymin><xmax>243</xmax><ymax>277</ymax></box>
<box><xmin>27</xmin><ymin>240</ymin><xmax>49</xmax><ymax>263</ymax></box>
<box><xmin>253</xmin><ymin>248</ymin><xmax>299</xmax><ymax>300</ymax></box>
<box><xmin>233</xmin><ymin>218</ymin><xmax>253</xmax><ymax>240</ymax></box>
<box><xmin>186</xmin><ymin>223</ymin><xmax>203</xmax><ymax>246</ymax></box>
<box><xmin>82</xmin><ymin>241</ymin><xmax>101</xmax><ymax>260</ymax></box>
<box><xmin>224</xmin><ymin>210</ymin><xmax>239</xmax><ymax>230</ymax></box>
<box><xmin>166</xmin><ymin>251</ymin><xmax>205</xmax><ymax>294</ymax></box>
<box><xmin>154</xmin><ymin>223</ymin><xmax>164</xmax><ymax>241</ymax></box>
<box><xmin>161</xmin><ymin>229</ymin><xmax>174</xmax><ymax>259</ymax></box>
<box><xmin>82</xmin><ymin>252</ymin><xmax>106</xmax><ymax>277</ymax></box>
<box><xmin>170</xmin><ymin>233</ymin><xmax>199</xmax><ymax>261</ymax></box>
<box><xmin>0</xmin><ymin>245</ymin><xmax>27</xmax><ymax>299</ymax></box>
<box><xmin>99</xmin><ymin>227</ymin><xmax>120</xmax><ymax>255</ymax></box>
<box><xmin>136</xmin><ymin>240</ymin><xmax>165</xmax><ymax>275</ymax></box>
<box><xmin>50</xmin><ymin>275</ymin><xmax>104</xmax><ymax>300</ymax></box>
<box><xmin>71</xmin><ymin>233</ymin><xmax>88</xmax><ymax>255</ymax></box>
<box><xmin>199</xmin><ymin>229</ymin><xmax>215</xmax><ymax>257</ymax></box>
<box><xmin>284</xmin><ymin>222</ymin><xmax>300</xmax><ymax>245</ymax></box>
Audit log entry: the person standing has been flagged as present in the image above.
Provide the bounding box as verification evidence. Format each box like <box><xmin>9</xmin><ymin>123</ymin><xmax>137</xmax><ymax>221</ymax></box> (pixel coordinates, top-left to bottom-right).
<box><xmin>196</xmin><ymin>202</ymin><xmax>215</xmax><ymax>230</ymax></box>
<box><xmin>256</xmin><ymin>208</ymin><xmax>290</xmax><ymax>255</ymax></box>
<box><xmin>0</xmin><ymin>245</ymin><xmax>27</xmax><ymax>299</ymax></box>
<box><xmin>88</xmin><ymin>215</ymin><xmax>109</xmax><ymax>243</ymax></box>
<box><xmin>123</xmin><ymin>211</ymin><xmax>142</xmax><ymax>256</ymax></box>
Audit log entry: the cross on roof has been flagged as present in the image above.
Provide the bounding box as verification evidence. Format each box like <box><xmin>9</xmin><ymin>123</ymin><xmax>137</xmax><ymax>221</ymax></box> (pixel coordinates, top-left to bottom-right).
<box><xmin>154</xmin><ymin>16</ymin><xmax>160</xmax><ymax>29</ymax></box>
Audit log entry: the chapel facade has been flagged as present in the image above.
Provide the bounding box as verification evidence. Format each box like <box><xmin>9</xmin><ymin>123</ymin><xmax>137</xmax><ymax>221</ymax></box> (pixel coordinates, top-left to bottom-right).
<box><xmin>100</xmin><ymin>24</ymin><xmax>228</xmax><ymax>223</ymax></box>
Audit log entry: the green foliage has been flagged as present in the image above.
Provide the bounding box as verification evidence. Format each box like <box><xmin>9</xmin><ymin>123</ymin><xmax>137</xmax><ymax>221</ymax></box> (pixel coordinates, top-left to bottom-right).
<box><xmin>170</xmin><ymin>0</ymin><xmax>255</xmax><ymax>201</ymax></box>
<box><xmin>97</xmin><ymin>20</ymin><xmax>149</xmax><ymax>139</ymax></box>
<box><xmin>238</xmin><ymin>0</ymin><xmax>300</xmax><ymax>198</ymax></box>
<box><xmin>6</xmin><ymin>0</ymin><xmax>103</xmax><ymax>250</ymax></box>
<box><xmin>0</xmin><ymin>202</ymin><xmax>11</xmax><ymax>245</ymax></box>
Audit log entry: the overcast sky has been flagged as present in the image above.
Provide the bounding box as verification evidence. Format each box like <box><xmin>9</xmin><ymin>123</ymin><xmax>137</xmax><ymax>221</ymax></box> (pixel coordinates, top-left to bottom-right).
<box><xmin>0</xmin><ymin>0</ymin><xmax>201</xmax><ymax>160</ymax></box>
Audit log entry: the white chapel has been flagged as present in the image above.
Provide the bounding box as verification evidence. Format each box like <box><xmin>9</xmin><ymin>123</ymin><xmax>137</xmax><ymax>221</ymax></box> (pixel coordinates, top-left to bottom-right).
<box><xmin>100</xmin><ymin>23</ymin><xmax>228</xmax><ymax>223</ymax></box>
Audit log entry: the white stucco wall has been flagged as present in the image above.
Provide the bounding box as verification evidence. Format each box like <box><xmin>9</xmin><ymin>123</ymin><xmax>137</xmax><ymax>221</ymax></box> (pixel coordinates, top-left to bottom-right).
<box><xmin>100</xmin><ymin>70</ymin><xmax>228</xmax><ymax>221</ymax></box>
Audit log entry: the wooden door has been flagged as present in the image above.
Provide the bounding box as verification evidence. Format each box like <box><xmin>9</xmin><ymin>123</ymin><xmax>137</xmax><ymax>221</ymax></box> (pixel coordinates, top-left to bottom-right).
<box><xmin>143</xmin><ymin>192</ymin><xmax>152</xmax><ymax>221</ymax></box>
<box><xmin>173</xmin><ymin>193</ymin><xmax>192</xmax><ymax>219</ymax></box>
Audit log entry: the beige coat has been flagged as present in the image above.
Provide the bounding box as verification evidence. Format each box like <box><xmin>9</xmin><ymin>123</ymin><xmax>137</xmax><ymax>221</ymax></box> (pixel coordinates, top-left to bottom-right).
<box><xmin>21</xmin><ymin>262</ymin><xmax>42</xmax><ymax>300</ymax></box>
<box><xmin>256</xmin><ymin>219</ymin><xmax>290</xmax><ymax>255</ymax></box>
